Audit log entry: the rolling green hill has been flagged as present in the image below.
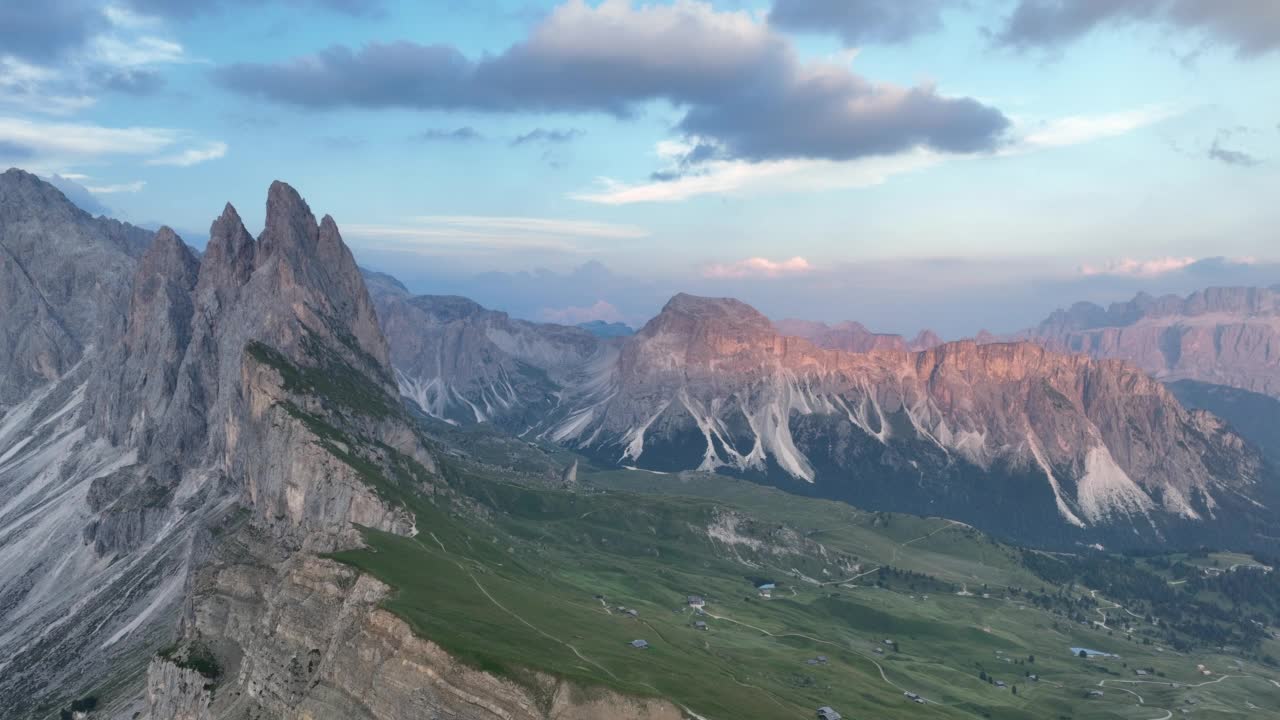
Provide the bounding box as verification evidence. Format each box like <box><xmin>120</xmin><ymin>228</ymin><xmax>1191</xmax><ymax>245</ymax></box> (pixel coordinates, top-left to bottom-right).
<box><xmin>330</xmin><ymin>438</ymin><xmax>1280</xmax><ymax>720</ymax></box>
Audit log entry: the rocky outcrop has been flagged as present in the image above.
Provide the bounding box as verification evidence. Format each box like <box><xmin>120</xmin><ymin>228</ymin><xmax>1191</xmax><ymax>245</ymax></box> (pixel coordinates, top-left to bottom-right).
<box><xmin>146</xmin><ymin>527</ymin><xmax>683</xmax><ymax>720</ymax></box>
<box><xmin>1020</xmin><ymin>286</ymin><xmax>1280</xmax><ymax>399</ymax></box>
<box><xmin>146</xmin><ymin>657</ymin><xmax>215</xmax><ymax>720</ymax></box>
<box><xmin>541</xmin><ymin>294</ymin><xmax>1277</xmax><ymax>550</ymax></box>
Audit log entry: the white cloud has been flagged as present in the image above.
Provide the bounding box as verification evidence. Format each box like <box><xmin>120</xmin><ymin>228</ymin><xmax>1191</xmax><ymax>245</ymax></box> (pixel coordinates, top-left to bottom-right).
<box><xmin>0</xmin><ymin>116</ymin><xmax>179</xmax><ymax>156</ymax></box>
<box><xmin>1017</xmin><ymin>105</ymin><xmax>1180</xmax><ymax>150</ymax></box>
<box><xmin>103</xmin><ymin>4</ymin><xmax>163</xmax><ymax>30</ymax></box>
<box><xmin>1079</xmin><ymin>255</ymin><xmax>1263</xmax><ymax>277</ymax></box>
<box><xmin>343</xmin><ymin>214</ymin><xmax>649</xmax><ymax>256</ymax></box>
<box><xmin>704</xmin><ymin>256</ymin><xmax>814</xmax><ymax>279</ymax></box>
<box><xmin>89</xmin><ymin>34</ymin><xmax>185</xmax><ymax>68</ymax></box>
<box><xmin>0</xmin><ymin>57</ymin><xmax>96</xmax><ymax>116</ymax></box>
<box><xmin>539</xmin><ymin>300</ymin><xmax>625</xmax><ymax>324</ymax></box>
<box><xmin>146</xmin><ymin>141</ymin><xmax>228</xmax><ymax>167</ymax></box>
<box><xmin>0</xmin><ymin>116</ymin><xmax>226</xmax><ymax>172</ymax></box>
<box><xmin>1080</xmin><ymin>256</ymin><xmax>1198</xmax><ymax>277</ymax></box>
<box><xmin>574</xmin><ymin>150</ymin><xmax>940</xmax><ymax>204</ymax></box>
<box><xmin>343</xmin><ymin>224</ymin><xmax>580</xmax><ymax>255</ymax></box>
<box><xmin>84</xmin><ymin>180</ymin><xmax>146</xmax><ymax>194</ymax></box>
<box><xmin>412</xmin><ymin>215</ymin><xmax>649</xmax><ymax>240</ymax></box>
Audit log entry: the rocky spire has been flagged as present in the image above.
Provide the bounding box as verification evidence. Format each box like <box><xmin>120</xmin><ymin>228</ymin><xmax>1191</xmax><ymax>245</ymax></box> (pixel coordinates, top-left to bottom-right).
<box><xmin>247</xmin><ymin>180</ymin><xmax>392</xmax><ymax>376</ymax></box>
<box><xmin>258</xmin><ymin>179</ymin><xmax>319</xmax><ymax>262</ymax></box>
<box><xmin>86</xmin><ymin>226</ymin><xmax>199</xmax><ymax>449</ymax></box>
<box><xmin>197</xmin><ymin>203</ymin><xmax>255</xmax><ymax>296</ymax></box>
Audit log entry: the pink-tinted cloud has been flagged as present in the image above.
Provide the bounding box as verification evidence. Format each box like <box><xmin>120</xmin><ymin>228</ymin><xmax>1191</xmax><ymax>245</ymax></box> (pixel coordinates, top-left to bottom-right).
<box><xmin>1080</xmin><ymin>256</ymin><xmax>1198</xmax><ymax>277</ymax></box>
<box><xmin>703</xmin><ymin>256</ymin><xmax>813</xmax><ymax>278</ymax></box>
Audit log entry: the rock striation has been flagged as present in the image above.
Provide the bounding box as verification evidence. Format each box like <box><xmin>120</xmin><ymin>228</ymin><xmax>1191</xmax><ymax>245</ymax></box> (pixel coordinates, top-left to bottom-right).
<box><xmin>367</xmin><ymin>282</ymin><xmax>617</xmax><ymax>431</ymax></box>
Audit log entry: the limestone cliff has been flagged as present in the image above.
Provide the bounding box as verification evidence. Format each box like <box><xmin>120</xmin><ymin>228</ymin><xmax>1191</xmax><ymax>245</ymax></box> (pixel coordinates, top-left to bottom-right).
<box><xmin>1021</xmin><ymin>286</ymin><xmax>1280</xmax><ymax>398</ymax></box>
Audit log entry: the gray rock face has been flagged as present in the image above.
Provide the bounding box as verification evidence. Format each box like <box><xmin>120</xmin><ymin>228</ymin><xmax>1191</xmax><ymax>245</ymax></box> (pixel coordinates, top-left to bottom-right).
<box><xmin>367</xmin><ymin>285</ymin><xmax>614</xmax><ymax>430</ymax></box>
<box><xmin>0</xmin><ymin>173</ymin><xmax>432</xmax><ymax>716</ymax></box>
<box><xmin>0</xmin><ymin>168</ymin><xmax>150</xmax><ymax>411</ymax></box>
<box><xmin>86</xmin><ymin>227</ymin><xmax>200</xmax><ymax>451</ymax></box>
<box><xmin>1020</xmin><ymin>286</ymin><xmax>1280</xmax><ymax>399</ymax></box>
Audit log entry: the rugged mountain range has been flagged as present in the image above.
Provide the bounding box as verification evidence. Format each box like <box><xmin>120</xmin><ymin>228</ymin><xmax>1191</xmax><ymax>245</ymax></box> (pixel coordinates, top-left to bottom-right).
<box><xmin>4</xmin><ymin>171</ymin><xmax>658</xmax><ymax>719</ymax></box>
<box><xmin>367</xmin><ymin>278</ymin><xmax>617</xmax><ymax>431</ymax></box>
<box><xmin>384</xmin><ymin>291</ymin><xmax>1279</xmax><ymax>550</ymax></box>
<box><xmin>776</xmin><ymin>318</ymin><xmax>942</xmax><ymax>353</ymax></box>
<box><xmin>3</xmin><ymin>167</ymin><xmax>1279</xmax><ymax>717</ymax></box>
<box><xmin>1020</xmin><ymin>286</ymin><xmax>1280</xmax><ymax>399</ymax></box>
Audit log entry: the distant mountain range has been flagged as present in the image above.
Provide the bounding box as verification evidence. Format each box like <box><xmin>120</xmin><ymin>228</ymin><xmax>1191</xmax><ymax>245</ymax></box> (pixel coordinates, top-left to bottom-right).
<box><xmin>1017</xmin><ymin>286</ymin><xmax>1280</xmax><ymax>398</ymax></box>
<box><xmin>373</xmin><ymin>286</ymin><xmax>1280</xmax><ymax>551</ymax></box>
<box><xmin>775</xmin><ymin>318</ymin><xmax>942</xmax><ymax>353</ymax></box>
<box><xmin>576</xmin><ymin>319</ymin><xmax>635</xmax><ymax>338</ymax></box>
<box><xmin>1014</xmin><ymin>287</ymin><xmax>1280</xmax><ymax>461</ymax></box>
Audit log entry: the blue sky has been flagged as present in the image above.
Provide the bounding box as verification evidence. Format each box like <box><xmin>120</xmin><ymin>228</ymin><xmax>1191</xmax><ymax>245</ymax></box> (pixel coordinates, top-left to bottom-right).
<box><xmin>3</xmin><ymin>0</ymin><xmax>1279</xmax><ymax>335</ymax></box>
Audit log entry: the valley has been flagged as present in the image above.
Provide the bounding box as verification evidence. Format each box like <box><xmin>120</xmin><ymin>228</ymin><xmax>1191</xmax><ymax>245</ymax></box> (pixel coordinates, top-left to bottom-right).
<box><xmin>2</xmin><ymin>169</ymin><xmax>1278</xmax><ymax>719</ymax></box>
<box><xmin>332</xmin><ymin>452</ymin><xmax>1280</xmax><ymax>720</ymax></box>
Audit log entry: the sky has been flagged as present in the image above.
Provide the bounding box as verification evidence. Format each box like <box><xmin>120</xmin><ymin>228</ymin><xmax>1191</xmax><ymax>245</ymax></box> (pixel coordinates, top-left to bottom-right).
<box><xmin>3</xmin><ymin>0</ymin><xmax>1279</xmax><ymax>336</ymax></box>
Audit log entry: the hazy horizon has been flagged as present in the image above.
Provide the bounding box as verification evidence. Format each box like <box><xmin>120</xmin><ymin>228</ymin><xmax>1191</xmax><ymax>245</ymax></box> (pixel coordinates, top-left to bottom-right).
<box><xmin>6</xmin><ymin>0</ymin><xmax>1279</xmax><ymax>334</ymax></box>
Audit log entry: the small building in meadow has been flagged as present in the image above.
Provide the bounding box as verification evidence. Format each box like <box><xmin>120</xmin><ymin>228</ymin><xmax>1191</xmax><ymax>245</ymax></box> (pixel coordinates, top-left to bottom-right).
<box><xmin>630</xmin><ymin>639</ymin><xmax>649</xmax><ymax>649</ymax></box>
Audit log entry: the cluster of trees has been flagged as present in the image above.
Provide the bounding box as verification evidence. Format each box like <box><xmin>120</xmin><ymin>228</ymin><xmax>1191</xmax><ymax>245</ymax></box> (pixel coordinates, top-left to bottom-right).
<box><xmin>873</xmin><ymin>564</ymin><xmax>955</xmax><ymax>593</ymax></box>
<box><xmin>1021</xmin><ymin>549</ymin><xmax>1278</xmax><ymax>653</ymax></box>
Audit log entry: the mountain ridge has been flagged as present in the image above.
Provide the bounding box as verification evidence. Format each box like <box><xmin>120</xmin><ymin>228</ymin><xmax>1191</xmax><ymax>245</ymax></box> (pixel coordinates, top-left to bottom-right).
<box><xmin>1018</xmin><ymin>285</ymin><xmax>1280</xmax><ymax>399</ymax></box>
<box><xmin>378</xmin><ymin>290</ymin><xmax>1280</xmax><ymax>551</ymax></box>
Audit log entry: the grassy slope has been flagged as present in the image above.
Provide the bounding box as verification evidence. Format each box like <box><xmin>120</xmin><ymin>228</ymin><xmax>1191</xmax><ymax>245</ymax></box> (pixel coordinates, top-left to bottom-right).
<box><xmin>331</xmin><ymin>461</ymin><xmax>1280</xmax><ymax>720</ymax></box>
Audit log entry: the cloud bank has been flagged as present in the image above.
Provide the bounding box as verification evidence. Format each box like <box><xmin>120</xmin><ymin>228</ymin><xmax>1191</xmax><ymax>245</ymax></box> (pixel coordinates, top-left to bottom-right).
<box><xmin>994</xmin><ymin>0</ymin><xmax>1280</xmax><ymax>58</ymax></box>
<box><xmin>214</xmin><ymin>0</ymin><xmax>1010</xmax><ymax>165</ymax></box>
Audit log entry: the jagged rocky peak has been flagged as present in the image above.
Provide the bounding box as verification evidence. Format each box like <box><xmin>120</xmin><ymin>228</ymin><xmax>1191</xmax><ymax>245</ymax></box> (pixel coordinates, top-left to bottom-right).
<box><xmin>0</xmin><ymin>167</ymin><xmax>84</xmax><ymax>225</ymax></box>
<box><xmin>198</xmin><ymin>202</ymin><xmax>256</xmax><ymax>293</ymax></box>
<box><xmin>249</xmin><ymin>180</ymin><xmax>392</xmax><ymax>375</ymax></box>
